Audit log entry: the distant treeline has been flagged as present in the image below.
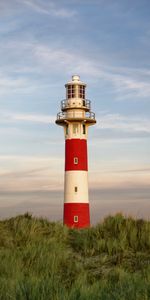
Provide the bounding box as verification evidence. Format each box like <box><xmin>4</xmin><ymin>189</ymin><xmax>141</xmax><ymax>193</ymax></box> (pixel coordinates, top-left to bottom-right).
<box><xmin>0</xmin><ymin>213</ymin><xmax>150</xmax><ymax>300</ymax></box>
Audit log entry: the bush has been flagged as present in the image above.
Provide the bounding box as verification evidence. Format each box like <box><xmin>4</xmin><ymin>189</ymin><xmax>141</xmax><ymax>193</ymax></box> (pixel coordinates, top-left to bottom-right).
<box><xmin>0</xmin><ymin>213</ymin><xmax>150</xmax><ymax>299</ymax></box>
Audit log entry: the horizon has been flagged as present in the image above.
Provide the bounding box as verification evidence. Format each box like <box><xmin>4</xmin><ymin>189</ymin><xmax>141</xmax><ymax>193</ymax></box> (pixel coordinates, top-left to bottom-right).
<box><xmin>0</xmin><ymin>0</ymin><xmax>150</xmax><ymax>221</ymax></box>
<box><xmin>0</xmin><ymin>186</ymin><xmax>149</xmax><ymax>223</ymax></box>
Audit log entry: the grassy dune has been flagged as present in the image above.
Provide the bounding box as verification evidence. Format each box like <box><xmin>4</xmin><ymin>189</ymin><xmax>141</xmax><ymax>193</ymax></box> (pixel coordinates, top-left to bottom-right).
<box><xmin>0</xmin><ymin>213</ymin><xmax>150</xmax><ymax>300</ymax></box>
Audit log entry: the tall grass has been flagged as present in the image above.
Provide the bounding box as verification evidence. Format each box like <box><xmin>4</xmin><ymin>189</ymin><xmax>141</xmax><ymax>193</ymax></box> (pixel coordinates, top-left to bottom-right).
<box><xmin>0</xmin><ymin>213</ymin><xmax>150</xmax><ymax>299</ymax></box>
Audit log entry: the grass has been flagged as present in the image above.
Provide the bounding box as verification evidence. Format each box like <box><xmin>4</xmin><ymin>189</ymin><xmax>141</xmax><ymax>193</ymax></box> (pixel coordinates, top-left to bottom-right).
<box><xmin>0</xmin><ymin>213</ymin><xmax>150</xmax><ymax>299</ymax></box>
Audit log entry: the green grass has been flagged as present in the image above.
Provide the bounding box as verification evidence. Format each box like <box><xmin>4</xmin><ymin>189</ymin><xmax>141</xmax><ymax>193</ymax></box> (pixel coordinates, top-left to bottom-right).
<box><xmin>0</xmin><ymin>213</ymin><xmax>150</xmax><ymax>299</ymax></box>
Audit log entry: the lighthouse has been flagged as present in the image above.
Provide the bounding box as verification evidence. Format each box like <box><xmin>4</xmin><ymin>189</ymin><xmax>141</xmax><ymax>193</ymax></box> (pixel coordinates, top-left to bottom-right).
<box><xmin>56</xmin><ymin>75</ymin><xmax>96</xmax><ymax>228</ymax></box>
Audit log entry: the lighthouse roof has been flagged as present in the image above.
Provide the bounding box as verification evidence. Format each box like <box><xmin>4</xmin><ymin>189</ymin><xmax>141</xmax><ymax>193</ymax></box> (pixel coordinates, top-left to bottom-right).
<box><xmin>65</xmin><ymin>75</ymin><xmax>86</xmax><ymax>86</ymax></box>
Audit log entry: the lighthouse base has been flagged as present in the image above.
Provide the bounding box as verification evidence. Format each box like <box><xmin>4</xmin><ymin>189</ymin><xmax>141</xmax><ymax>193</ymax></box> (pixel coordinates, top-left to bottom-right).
<box><xmin>64</xmin><ymin>203</ymin><xmax>90</xmax><ymax>228</ymax></box>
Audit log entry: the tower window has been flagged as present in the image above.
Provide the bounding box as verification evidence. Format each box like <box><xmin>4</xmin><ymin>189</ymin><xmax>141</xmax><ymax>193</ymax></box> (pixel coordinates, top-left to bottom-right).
<box><xmin>67</xmin><ymin>85</ymin><xmax>75</xmax><ymax>98</ymax></box>
<box><xmin>74</xmin><ymin>186</ymin><xmax>78</xmax><ymax>192</ymax></box>
<box><xmin>74</xmin><ymin>216</ymin><xmax>78</xmax><ymax>223</ymax></box>
<box><xmin>66</xmin><ymin>124</ymin><xmax>69</xmax><ymax>135</ymax></box>
<box><xmin>74</xmin><ymin>157</ymin><xmax>78</xmax><ymax>164</ymax></box>
<box><xmin>83</xmin><ymin>100</ymin><xmax>86</xmax><ymax>106</ymax></box>
<box><xmin>73</xmin><ymin>124</ymin><xmax>78</xmax><ymax>134</ymax></box>
<box><xmin>83</xmin><ymin>124</ymin><xmax>86</xmax><ymax>134</ymax></box>
<box><xmin>79</xmin><ymin>85</ymin><xmax>85</xmax><ymax>99</ymax></box>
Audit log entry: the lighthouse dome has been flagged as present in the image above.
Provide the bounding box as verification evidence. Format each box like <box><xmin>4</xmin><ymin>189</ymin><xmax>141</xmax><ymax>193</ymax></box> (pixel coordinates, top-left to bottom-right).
<box><xmin>72</xmin><ymin>75</ymin><xmax>80</xmax><ymax>81</ymax></box>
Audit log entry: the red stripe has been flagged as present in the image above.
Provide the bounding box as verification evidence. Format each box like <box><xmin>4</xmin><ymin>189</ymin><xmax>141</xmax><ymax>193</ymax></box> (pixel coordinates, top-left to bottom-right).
<box><xmin>64</xmin><ymin>203</ymin><xmax>90</xmax><ymax>228</ymax></box>
<box><xmin>65</xmin><ymin>139</ymin><xmax>88</xmax><ymax>171</ymax></box>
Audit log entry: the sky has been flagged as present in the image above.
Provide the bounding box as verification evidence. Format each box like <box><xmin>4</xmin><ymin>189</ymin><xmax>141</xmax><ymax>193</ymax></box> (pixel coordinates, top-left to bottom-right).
<box><xmin>0</xmin><ymin>0</ymin><xmax>150</xmax><ymax>223</ymax></box>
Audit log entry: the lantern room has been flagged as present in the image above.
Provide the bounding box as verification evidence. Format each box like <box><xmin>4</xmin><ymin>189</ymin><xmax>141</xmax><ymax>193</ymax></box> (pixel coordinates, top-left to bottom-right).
<box><xmin>65</xmin><ymin>75</ymin><xmax>86</xmax><ymax>100</ymax></box>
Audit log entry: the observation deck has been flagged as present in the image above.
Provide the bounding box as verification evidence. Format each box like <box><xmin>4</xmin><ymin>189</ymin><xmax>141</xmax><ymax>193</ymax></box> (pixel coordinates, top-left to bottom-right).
<box><xmin>61</xmin><ymin>99</ymin><xmax>91</xmax><ymax>112</ymax></box>
<box><xmin>56</xmin><ymin>110</ymin><xmax>96</xmax><ymax>125</ymax></box>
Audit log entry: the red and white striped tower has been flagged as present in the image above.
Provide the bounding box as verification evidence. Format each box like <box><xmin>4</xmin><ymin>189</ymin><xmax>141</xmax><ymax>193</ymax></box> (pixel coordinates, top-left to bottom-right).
<box><xmin>56</xmin><ymin>75</ymin><xmax>96</xmax><ymax>228</ymax></box>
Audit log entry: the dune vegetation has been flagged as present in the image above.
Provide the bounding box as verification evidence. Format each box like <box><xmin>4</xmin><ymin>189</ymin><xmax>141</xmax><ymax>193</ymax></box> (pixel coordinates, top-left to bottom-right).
<box><xmin>0</xmin><ymin>213</ymin><xmax>150</xmax><ymax>300</ymax></box>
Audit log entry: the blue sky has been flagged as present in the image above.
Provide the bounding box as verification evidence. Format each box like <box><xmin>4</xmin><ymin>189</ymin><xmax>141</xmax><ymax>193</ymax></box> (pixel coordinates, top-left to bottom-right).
<box><xmin>0</xmin><ymin>0</ymin><xmax>150</xmax><ymax>222</ymax></box>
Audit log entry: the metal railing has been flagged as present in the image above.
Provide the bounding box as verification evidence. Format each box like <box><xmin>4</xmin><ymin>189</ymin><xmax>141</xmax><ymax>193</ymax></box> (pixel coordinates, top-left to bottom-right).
<box><xmin>61</xmin><ymin>99</ymin><xmax>91</xmax><ymax>110</ymax></box>
<box><xmin>56</xmin><ymin>111</ymin><xmax>95</xmax><ymax>120</ymax></box>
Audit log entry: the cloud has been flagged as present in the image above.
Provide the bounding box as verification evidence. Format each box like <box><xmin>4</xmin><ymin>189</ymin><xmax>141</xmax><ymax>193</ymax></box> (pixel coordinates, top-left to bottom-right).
<box><xmin>12</xmin><ymin>113</ymin><xmax>55</xmax><ymax>124</ymax></box>
<box><xmin>0</xmin><ymin>167</ymin><xmax>49</xmax><ymax>179</ymax></box>
<box><xmin>117</xmin><ymin>167</ymin><xmax>150</xmax><ymax>173</ymax></box>
<box><xmin>109</xmin><ymin>73</ymin><xmax>150</xmax><ymax>100</ymax></box>
<box><xmin>0</xmin><ymin>0</ymin><xmax>150</xmax><ymax>101</ymax></box>
<box><xmin>0</xmin><ymin>154</ymin><xmax>64</xmax><ymax>192</ymax></box>
<box><xmin>0</xmin><ymin>155</ymin><xmax>62</xmax><ymax>162</ymax></box>
<box><xmin>20</xmin><ymin>0</ymin><xmax>76</xmax><ymax>18</ymax></box>
<box><xmin>0</xmin><ymin>0</ymin><xmax>76</xmax><ymax>18</ymax></box>
<box><xmin>1</xmin><ymin>109</ymin><xmax>150</xmax><ymax>138</ymax></box>
<box><xmin>0</xmin><ymin>75</ymin><xmax>29</xmax><ymax>91</ymax></box>
<box><xmin>32</xmin><ymin>43</ymin><xmax>96</xmax><ymax>76</ymax></box>
<box><xmin>23</xmin><ymin>44</ymin><xmax>150</xmax><ymax>99</ymax></box>
<box><xmin>0</xmin><ymin>186</ymin><xmax>150</xmax><ymax>222</ymax></box>
<box><xmin>0</xmin><ymin>38</ymin><xmax>150</xmax><ymax>100</ymax></box>
<box><xmin>0</xmin><ymin>111</ymin><xmax>55</xmax><ymax>124</ymax></box>
<box><xmin>0</xmin><ymin>73</ymin><xmax>43</xmax><ymax>95</ymax></box>
<box><xmin>96</xmin><ymin>113</ymin><xmax>150</xmax><ymax>134</ymax></box>
<box><xmin>0</xmin><ymin>153</ymin><xmax>150</xmax><ymax>193</ymax></box>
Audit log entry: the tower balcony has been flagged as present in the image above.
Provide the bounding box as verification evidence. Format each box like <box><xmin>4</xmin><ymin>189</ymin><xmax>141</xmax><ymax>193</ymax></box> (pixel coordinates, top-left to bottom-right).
<box><xmin>56</xmin><ymin>110</ymin><xmax>96</xmax><ymax>125</ymax></box>
<box><xmin>61</xmin><ymin>99</ymin><xmax>91</xmax><ymax>111</ymax></box>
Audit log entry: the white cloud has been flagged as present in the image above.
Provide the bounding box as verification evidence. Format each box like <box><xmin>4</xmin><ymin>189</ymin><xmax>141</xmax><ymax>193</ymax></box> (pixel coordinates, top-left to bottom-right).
<box><xmin>0</xmin><ymin>154</ymin><xmax>63</xmax><ymax>163</ymax></box>
<box><xmin>0</xmin><ymin>111</ymin><xmax>55</xmax><ymax>124</ymax></box>
<box><xmin>12</xmin><ymin>113</ymin><xmax>55</xmax><ymax>124</ymax></box>
<box><xmin>96</xmin><ymin>113</ymin><xmax>150</xmax><ymax>134</ymax></box>
<box><xmin>0</xmin><ymin>39</ymin><xmax>150</xmax><ymax>100</ymax></box>
<box><xmin>27</xmin><ymin>44</ymin><xmax>150</xmax><ymax>99</ymax></box>
<box><xmin>109</xmin><ymin>74</ymin><xmax>150</xmax><ymax>99</ymax></box>
<box><xmin>0</xmin><ymin>75</ymin><xmax>28</xmax><ymax>89</ymax></box>
<box><xmin>0</xmin><ymin>154</ymin><xmax>64</xmax><ymax>192</ymax></box>
<box><xmin>1</xmin><ymin>109</ymin><xmax>150</xmax><ymax>136</ymax></box>
<box><xmin>0</xmin><ymin>73</ymin><xmax>41</xmax><ymax>95</ymax></box>
<box><xmin>0</xmin><ymin>0</ymin><xmax>76</xmax><ymax>18</ymax></box>
<box><xmin>20</xmin><ymin>0</ymin><xmax>76</xmax><ymax>18</ymax></box>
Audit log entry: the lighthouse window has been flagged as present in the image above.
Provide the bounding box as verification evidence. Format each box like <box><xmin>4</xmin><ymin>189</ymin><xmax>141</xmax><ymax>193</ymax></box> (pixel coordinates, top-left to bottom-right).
<box><xmin>74</xmin><ymin>157</ymin><xmax>78</xmax><ymax>164</ymax></box>
<box><xmin>66</xmin><ymin>124</ymin><xmax>69</xmax><ymax>135</ymax></box>
<box><xmin>74</xmin><ymin>216</ymin><xmax>78</xmax><ymax>223</ymax></box>
<box><xmin>79</xmin><ymin>85</ymin><xmax>85</xmax><ymax>99</ymax></box>
<box><xmin>68</xmin><ymin>85</ymin><xmax>75</xmax><ymax>99</ymax></box>
<box><xmin>73</xmin><ymin>124</ymin><xmax>78</xmax><ymax>134</ymax></box>
<box><xmin>83</xmin><ymin>124</ymin><xmax>86</xmax><ymax>134</ymax></box>
<box><xmin>74</xmin><ymin>186</ymin><xmax>78</xmax><ymax>192</ymax></box>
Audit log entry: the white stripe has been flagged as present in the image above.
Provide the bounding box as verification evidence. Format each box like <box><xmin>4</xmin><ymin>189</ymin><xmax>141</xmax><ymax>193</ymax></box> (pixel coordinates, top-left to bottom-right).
<box><xmin>64</xmin><ymin>171</ymin><xmax>89</xmax><ymax>203</ymax></box>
